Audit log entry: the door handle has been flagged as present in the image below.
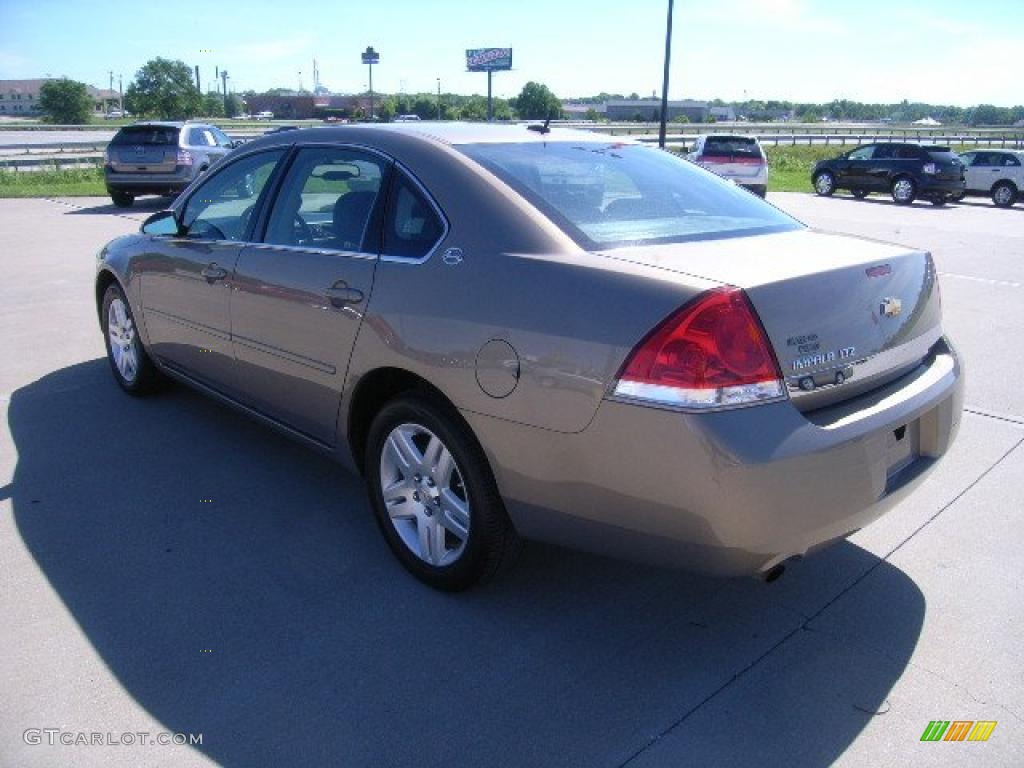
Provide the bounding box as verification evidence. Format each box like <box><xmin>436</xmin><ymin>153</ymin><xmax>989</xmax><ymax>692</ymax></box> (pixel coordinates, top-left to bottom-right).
<box><xmin>325</xmin><ymin>281</ymin><xmax>364</xmax><ymax>307</ymax></box>
<box><xmin>201</xmin><ymin>263</ymin><xmax>229</xmax><ymax>282</ymax></box>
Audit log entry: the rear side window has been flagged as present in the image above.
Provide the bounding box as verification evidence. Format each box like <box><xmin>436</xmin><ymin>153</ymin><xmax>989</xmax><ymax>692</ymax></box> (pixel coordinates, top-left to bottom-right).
<box><xmin>111</xmin><ymin>126</ymin><xmax>179</xmax><ymax>145</ymax></box>
<box><xmin>187</xmin><ymin>127</ymin><xmax>215</xmax><ymax>147</ymax></box>
<box><xmin>383</xmin><ymin>171</ymin><xmax>446</xmax><ymax>259</ymax></box>
<box><xmin>925</xmin><ymin>148</ymin><xmax>960</xmax><ymax>164</ymax></box>
<box><xmin>894</xmin><ymin>146</ymin><xmax>923</xmax><ymax>159</ymax></box>
<box><xmin>264</xmin><ymin>147</ymin><xmax>387</xmax><ymax>252</ymax></box>
<box><xmin>702</xmin><ymin>136</ymin><xmax>761</xmax><ymax>158</ymax></box>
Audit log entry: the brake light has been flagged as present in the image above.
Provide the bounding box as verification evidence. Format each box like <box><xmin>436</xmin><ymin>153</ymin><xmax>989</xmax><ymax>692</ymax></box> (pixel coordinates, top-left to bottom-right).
<box><xmin>176</xmin><ymin>149</ymin><xmax>193</xmax><ymax>166</ymax></box>
<box><xmin>923</xmin><ymin>162</ymin><xmax>938</xmax><ymax>174</ymax></box>
<box><xmin>614</xmin><ymin>287</ymin><xmax>785</xmax><ymax>409</ymax></box>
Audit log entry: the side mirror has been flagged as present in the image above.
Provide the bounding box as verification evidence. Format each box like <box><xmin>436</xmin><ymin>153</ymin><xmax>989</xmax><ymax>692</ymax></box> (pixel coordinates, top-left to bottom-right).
<box><xmin>141</xmin><ymin>209</ymin><xmax>183</xmax><ymax>236</ymax></box>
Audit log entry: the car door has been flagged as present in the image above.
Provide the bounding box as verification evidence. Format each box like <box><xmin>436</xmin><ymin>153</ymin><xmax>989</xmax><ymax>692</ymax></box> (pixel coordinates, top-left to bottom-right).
<box><xmin>229</xmin><ymin>146</ymin><xmax>390</xmax><ymax>444</ymax></box>
<box><xmin>139</xmin><ymin>148</ymin><xmax>286</xmax><ymax>390</ymax></box>
<box><xmin>964</xmin><ymin>151</ymin><xmax>996</xmax><ymax>191</ymax></box>
<box><xmin>838</xmin><ymin>144</ymin><xmax>874</xmax><ymax>188</ymax></box>
<box><xmin>864</xmin><ymin>143</ymin><xmax>899</xmax><ymax>190</ymax></box>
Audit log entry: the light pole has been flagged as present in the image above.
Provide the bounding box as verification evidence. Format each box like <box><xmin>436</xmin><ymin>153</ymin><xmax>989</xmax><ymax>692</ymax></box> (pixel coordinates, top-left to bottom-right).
<box><xmin>436</xmin><ymin>78</ymin><xmax>441</xmax><ymax>120</ymax></box>
<box><xmin>361</xmin><ymin>47</ymin><xmax>379</xmax><ymax>120</ymax></box>
<box><xmin>658</xmin><ymin>0</ymin><xmax>675</xmax><ymax>149</ymax></box>
<box><xmin>118</xmin><ymin>74</ymin><xmax>123</xmax><ymax>113</ymax></box>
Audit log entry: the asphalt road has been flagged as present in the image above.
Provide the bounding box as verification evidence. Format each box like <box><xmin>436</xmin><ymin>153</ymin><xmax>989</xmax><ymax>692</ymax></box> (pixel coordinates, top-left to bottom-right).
<box><xmin>1</xmin><ymin>193</ymin><xmax>1021</xmax><ymax>767</ymax></box>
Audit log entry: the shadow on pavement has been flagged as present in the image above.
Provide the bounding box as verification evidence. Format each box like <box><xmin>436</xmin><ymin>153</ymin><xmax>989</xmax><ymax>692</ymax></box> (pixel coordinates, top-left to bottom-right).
<box><xmin>63</xmin><ymin>196</ymin><xmax>171</xmax><ymax>216</ymax></box>
<box><xmin>9</xmin><ymin>360</ymin><xmax>925</xmax><ymax>767</ymax></box>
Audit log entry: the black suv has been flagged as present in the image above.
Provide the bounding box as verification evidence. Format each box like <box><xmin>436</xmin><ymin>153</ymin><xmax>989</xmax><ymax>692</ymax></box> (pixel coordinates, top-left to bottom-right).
<box><xmin>812</xmin><ymin>143</ymin><xmax>965</xmax><ymax>206</ymax></box>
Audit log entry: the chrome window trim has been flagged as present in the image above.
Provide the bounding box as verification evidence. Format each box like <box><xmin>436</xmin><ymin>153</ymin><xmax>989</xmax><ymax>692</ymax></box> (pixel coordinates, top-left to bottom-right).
<box><xmin>247</xmin><ymin>242</ymin><xmax>377</xmax><ymax>261</ymax></box>
<box><xmin>379</xmin><ymin>161</ymin><xmax>450</xmax><ymax>266</ymax></box>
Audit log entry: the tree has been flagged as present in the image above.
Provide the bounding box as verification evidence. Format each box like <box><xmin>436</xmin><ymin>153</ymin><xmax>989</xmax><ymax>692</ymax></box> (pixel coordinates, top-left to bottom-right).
<box><xmin>201</xmin><ymin>92</ymin><xmax>225</xmax><ymax>118</ymax></box>
<box><xmin>225</xmin><ymin>93</ymin><xmax>245</xmax><ymax>118</ymax></box>
<box><xmin>512</xmin><ymin>82</ymin><xmax>562</xmax><ymax>120</ymax></box>
<box><xmin>377</xmin><ymin>97</ymin><xmax>396</xmax><ymax>122</ymax></box>
<box><xmin>38</xmin><ymin>78</ymin><xmax>93</xmax><ymax>124</ymax></box>
<box><xmin>124</xmin><ymin>58</ymin><xmax>202</xmax><ymax>119</ymax></box>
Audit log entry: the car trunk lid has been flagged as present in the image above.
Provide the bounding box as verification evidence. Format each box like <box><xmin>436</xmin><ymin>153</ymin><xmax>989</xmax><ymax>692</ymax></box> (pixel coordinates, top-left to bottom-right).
<box><xmin>602</xmin><ymin>229</ymin><xmax>942</xmax><ymax>410</ymax></box>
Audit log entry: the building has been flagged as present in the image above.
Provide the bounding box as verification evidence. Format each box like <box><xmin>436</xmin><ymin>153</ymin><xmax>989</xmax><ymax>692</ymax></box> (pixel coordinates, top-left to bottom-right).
<box><xmin>604</xmin><ymin>99</ymin><xmax>709</xmax><ymax>122</ymax></box>
<box><xmin>709</xmin><ymin>105</ymin><xmax>737</xmax><ymax>122</ymax></box>
<box><xmin>0</xmin><ymin>79</ymin><xmax>119</xmax><ymax>117</ymax></box>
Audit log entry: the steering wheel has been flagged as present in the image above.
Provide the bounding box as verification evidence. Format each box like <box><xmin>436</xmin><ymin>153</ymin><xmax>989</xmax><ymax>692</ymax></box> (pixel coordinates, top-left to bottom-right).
<box><xmin>293</xmin><ymin>213</ymin><xmax>313</xmax><ymax>244</ymax></box>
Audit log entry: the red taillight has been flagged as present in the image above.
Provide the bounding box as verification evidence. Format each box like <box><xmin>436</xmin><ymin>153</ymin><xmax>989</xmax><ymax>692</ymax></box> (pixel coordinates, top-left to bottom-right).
<box><xmin>614</xmin><ymin>287</ymin><xmax>785</xmax><ymax>409</ymax></box>
<box><xmin>176</xmin><ymin>148</ymin><xmax>193</xmax><ymax>166</ymax></box>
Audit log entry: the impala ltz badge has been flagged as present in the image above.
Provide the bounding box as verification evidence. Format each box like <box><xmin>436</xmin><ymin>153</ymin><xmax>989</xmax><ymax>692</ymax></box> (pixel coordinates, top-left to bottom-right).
<box><xmin>880</xmin><ymin>297</ymin><xmax>902</xmax><ymax>318</ymax></box>
<box><xmin>792</xmin><ymin>346</ymin><xmax>856</xmax><ymax>372</ymax></box>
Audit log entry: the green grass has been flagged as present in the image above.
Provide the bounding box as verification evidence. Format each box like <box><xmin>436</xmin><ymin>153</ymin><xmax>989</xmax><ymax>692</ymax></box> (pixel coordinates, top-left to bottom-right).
<box><xmin>0</xmin><ymin>166</ymin><xmax>106</xmax><ymax>197</ymax></box>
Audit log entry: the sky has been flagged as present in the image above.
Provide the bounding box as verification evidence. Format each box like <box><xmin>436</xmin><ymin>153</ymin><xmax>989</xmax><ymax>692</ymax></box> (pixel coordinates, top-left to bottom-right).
<box><xmin>0</xmin><ymin>0</ymin><xmax>1020</xmax><ymax>106</ymax></box>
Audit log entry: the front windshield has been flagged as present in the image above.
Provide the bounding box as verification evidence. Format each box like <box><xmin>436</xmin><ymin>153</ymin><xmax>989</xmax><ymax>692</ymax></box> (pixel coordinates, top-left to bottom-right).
<box><xmin>457</xmin><ymin>142</ymin><xmax>800</xmax><ymax>249</ymax></box>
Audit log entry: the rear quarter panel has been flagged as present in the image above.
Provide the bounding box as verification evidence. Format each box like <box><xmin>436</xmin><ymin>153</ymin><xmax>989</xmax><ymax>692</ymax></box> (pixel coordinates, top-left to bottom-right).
<box><xmin>343</xmin><ymin>138</ymin><xmax>717</xmax><ymax>437</ymax></box>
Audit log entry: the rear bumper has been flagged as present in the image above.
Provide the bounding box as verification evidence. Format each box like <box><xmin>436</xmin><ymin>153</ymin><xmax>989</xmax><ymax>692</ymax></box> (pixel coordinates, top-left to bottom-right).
<box><xmin>473</xmin><ymin>336</ymin><xmax>963</xmax><ymax>576</ymax></box>
<box><xmin>104</xmin><ymin>166</ymin><xmax>195</xmax><ymax>196</ymax></box>
<box><xmin>919</xmin><ymin>177</ymin><xmax>966</xmax><ymax>194</ymax></box>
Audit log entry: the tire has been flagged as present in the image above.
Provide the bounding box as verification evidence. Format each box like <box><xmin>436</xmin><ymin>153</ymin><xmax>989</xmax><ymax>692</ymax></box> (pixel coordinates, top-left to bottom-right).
<box><xmin>365</xmin><ymin>393</ymin><xmax>521</xmax><ymax>591</ymax></box>
<box><xmin>851</xmin><ymin>189</ymin><xmax>870</xmax><ymax>199</ymax></box>
<box><xmin>891</xmin><ymin>176</ymin><xmax>917</xmax><ymax>205</ymax></box>
<box><xmin>991</xmin><ymin>181</ymin><xmax>1018</xmax><ymax>208</ymax></box>
<box><xmin>813</xmin><ymin>171</ymin><xmax>836</xmax><ymax>197</ymax></box>
<box><xmin>930</xmin><ymin>195</ymin><xmax>948</xmax><ymax>207</ymax></box>
<box><xmin>101</xmin><ymin>283</ymin><xmax>163</xmax><ymax>395</ymax></box>
<box><xmin>110</xmin><ymin>191</ymin><xmax>134</xmax><ymax>208</ymax></box>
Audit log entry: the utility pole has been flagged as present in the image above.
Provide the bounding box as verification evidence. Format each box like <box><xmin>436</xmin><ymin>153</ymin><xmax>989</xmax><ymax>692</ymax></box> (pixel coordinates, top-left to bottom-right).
<box><xmin>221</xmin><ymin>69</ymin><xmax>229</xmax><ymax>115</ymax></box>
<box><xmin>658</xmin><ymin>0</ymin><xmax>675</xmax><ymax>149</ymax></box>
<box><xmin>118</xmin><ymin>74</ymin><xmax>123</xmax><ymax>113</ymax></box>
<box><xmin>437</xmin><ymin>78</ymin><xmax>442</xmax><ymax>120</ymax></box>
<box><xmin>195</xmin><ymin>65</ymin><xmax>201</xmax><ymax>93</ymax></box>
<box><xmin>487</xmin><ymin>70</ymin><xmax>493</xmax><ymax>122</ymax></box>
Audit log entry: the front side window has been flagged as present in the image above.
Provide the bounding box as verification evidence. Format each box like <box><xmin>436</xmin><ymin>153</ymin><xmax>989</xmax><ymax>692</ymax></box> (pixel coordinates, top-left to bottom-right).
<box><xmin>181</xmin><ymin>149</ymin><xmax>284</xmax><ymax>241</ymax></box>
<box><xmin>263</xmin><ymin>147</ymin><xmax>388</xmax><ymax>252</ymax></box>
<box><xmin>847</xmin><ymin>145</ymin><xmax>875</xmax><ymax>160</ymax></box>
<box><xmin>458</xmin><ymin>142</ymin><xmax>799</xmax><ymax>249</ymax></box>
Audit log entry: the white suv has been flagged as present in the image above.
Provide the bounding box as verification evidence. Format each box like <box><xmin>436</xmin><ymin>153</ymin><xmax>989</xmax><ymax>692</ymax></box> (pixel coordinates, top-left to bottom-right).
<box><xmin>686</xmin><ymin>135</ymin><xmax>768</xmax><ymax>197</ymax></box>
<box><xmin>958</xmin><ymin>149</ymin><xmax>1023</xmax><ymax>207</ymax></box>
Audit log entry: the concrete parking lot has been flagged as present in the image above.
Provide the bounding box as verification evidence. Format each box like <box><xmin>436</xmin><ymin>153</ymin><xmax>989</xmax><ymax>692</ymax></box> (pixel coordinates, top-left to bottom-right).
<box><xmin>1</xmin><ymin>192</ymin><xmax>1021</xmax><ymax>767</ymax></box>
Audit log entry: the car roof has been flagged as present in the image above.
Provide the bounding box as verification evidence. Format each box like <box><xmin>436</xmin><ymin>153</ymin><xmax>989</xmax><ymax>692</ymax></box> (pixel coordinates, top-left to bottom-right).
<box><xmin>253</xmin><ymin>122</ymin><xmax>630</xmax><ymax>147</ymax></box>
<box><xmin>124</xmin><ymin>121</ymin><xmax>186</xmax><ymax>128</ymax></box>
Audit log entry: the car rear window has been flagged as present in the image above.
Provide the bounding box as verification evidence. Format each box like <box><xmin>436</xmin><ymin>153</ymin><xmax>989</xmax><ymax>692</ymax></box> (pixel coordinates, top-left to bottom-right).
<box><xmin>111</xmin><ymin>126</ymin><xmax>179</xmax><ymax>145</ymax></box>
<box><xmin>702</xmin><ymin>136</ymin><xmax>762</xmax><ymax>158</ymax></box>
<box><xmin>924</xmin><ymin>147</ymin><xmax>960</xmax><ymax>164</ymax></box>
<box><xmin>457</xmin><ymin>142</ymin><xmax>799</xmax><ymax>249</ymax></box>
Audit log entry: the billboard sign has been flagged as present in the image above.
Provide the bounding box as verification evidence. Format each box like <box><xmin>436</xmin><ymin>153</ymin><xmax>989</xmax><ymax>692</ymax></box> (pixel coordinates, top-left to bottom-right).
<box><xmin>466</xmin><ymin>48</ymin><xmax>512</xmax><ymax>72</ymax></box>
<box><xmin>361</xmin><ymin>46</ymin><xmax>380</xmax><ymax>65</ymax></box>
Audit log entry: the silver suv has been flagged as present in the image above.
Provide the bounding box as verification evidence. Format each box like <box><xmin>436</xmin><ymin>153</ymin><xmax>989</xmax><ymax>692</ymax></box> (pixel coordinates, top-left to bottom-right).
<box><xmin>104</xmin><ymin>121</ymin><xmax>240</xmax><ymax>208</ymax></box>
<box><xmin>957</xmin><ymin>149</ymin><xmax>1024</xmax><ymax>207</ymax></box>
<box><xmin>685</xmin><ymin>134</ymin><xmax>769</xmax><ymax>197</ymax></box>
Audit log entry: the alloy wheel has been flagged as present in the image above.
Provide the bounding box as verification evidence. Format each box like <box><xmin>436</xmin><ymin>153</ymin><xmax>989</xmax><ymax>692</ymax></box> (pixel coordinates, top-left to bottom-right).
<box><xmin>107</xmin><ymin>297</ymin><xmax>139</xmax><ymax>383</ymax></box>
<box><xmin>379</xmin><ymin>423</ymin><xmax>470</xmax><ymax>567</ymax></box>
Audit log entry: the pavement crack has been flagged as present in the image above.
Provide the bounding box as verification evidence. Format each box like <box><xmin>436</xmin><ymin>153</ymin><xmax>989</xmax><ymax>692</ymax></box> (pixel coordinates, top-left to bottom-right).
<box><xmin>618</xmin><ymin>434</ymin><xmax>1024</xmax><ymax>767</ymax></box>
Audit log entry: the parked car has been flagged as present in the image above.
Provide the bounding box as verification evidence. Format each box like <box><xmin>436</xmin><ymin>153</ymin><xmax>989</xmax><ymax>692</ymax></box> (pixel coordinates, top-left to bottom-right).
<box><xmin>685</xmin><ymin>135</ymin><xmax>768</xmax><ymax>197</ymax></box>
<box><xmin>254</xmin><ymin>111</ymin><xmax>275</xmax><ymax>120</ymax></box>
<box><xmin>104</xmin><ymin>109</ymin><xmax>130</xmax><ymax>119</ymax></box>
<box><xmin>104</xmin><ymin>121</ymin><xmax>242</xmax><ymax>208</ymax></box>
<box><xmin>395</xmin><ymin>114</ymin><xmax>422</xmax><ymax>122</ymax></box>
<box><xmin>812</xmin><ymin>143</ymin><xmax>966</xmax><ymax>205</ymax></box>
<box><xmin>956</xmin><ymin>149</ymin><xmax>1023</xmax><ymax>207</ymax></box>
<box><xmin>95</xmin><ymin>124</ymin><xmax>962</xmax><ymax>590</ymax></box>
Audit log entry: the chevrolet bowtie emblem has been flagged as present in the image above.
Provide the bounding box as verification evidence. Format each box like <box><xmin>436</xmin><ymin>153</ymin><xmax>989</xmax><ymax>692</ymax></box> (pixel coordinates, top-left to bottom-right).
<box><xmin>880</xmin><ymin>297</ymin><xmax>902</xmax><ymax>318</ymax></box>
